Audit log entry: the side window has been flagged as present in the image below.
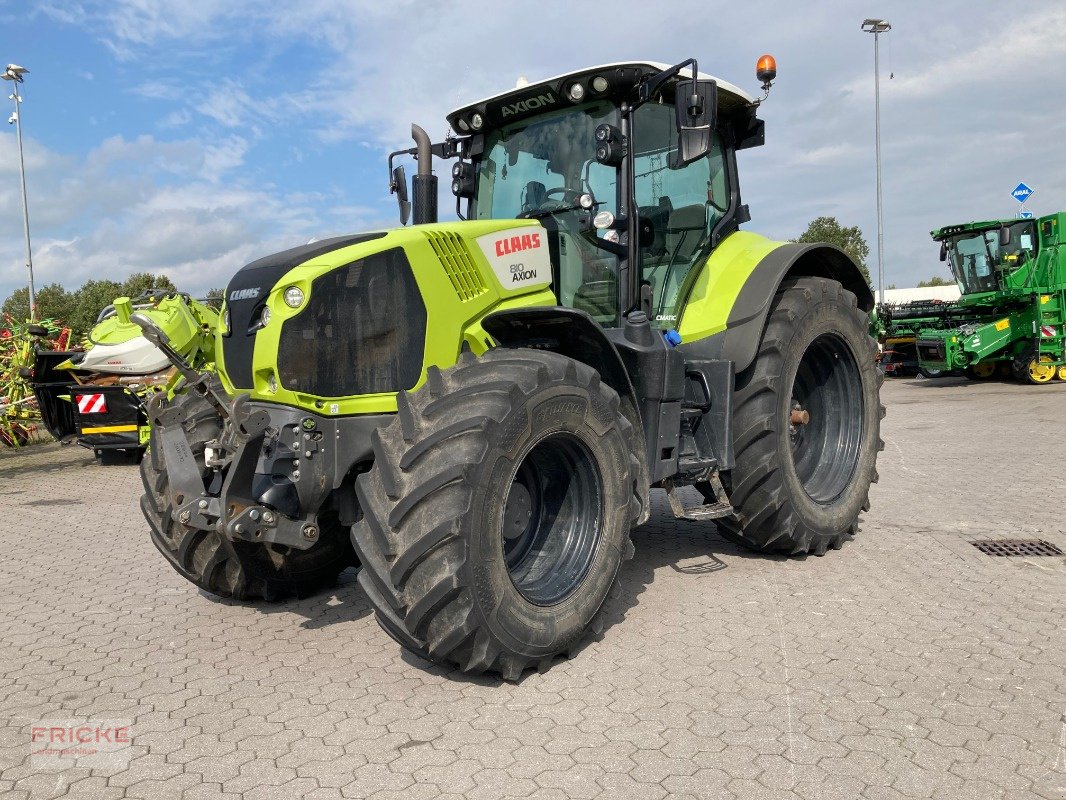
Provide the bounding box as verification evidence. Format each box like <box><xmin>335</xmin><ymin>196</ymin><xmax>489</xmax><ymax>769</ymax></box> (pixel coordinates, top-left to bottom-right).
<box><xmin>633</xmin><ymin>102</ymin><xmax>729</xmax><ymax>324</ymax></box>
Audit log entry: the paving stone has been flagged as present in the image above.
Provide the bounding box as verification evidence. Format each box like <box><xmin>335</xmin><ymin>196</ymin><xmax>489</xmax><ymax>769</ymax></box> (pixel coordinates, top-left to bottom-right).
<box><xmin>0</xmin><ymin>379</ymin><xmax>1063</xmax><ymax>799</ymax></box>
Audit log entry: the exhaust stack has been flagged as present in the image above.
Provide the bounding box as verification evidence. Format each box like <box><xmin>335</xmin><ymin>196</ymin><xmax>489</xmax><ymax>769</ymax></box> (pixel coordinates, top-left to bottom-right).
<box><xmin>411</xmin><ymin>124</ymin><xmax>438</xmax><ymax>225</ymax></box>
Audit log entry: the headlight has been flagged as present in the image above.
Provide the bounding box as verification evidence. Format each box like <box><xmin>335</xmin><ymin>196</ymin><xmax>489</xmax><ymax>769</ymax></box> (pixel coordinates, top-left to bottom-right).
<box><xmin>283</xmin><ymin>286</ymin><xmax>304</xmax><ymax>308</ymax></box>
<box><xmin>260</xmin><ymin>305</ymin><xmax>271</xmax><ymax>327</ymax></box>
<box><xmin>470</xmin><ymin>112</ymin><xmax>484</xmax><ymax>131</ymax></box>
<box><xmin>220</xmin><ymin>307</ymin><xmax>230</xmax><ymax>335</ymax></box>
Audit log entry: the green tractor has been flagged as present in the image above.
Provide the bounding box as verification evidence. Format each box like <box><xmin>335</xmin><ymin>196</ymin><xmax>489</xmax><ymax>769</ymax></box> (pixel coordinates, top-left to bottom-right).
<box><xmin>139</xmin><ymin>57</ymin><xmax>883</xmax><ymax>679</ymax></box>
<box><xmin>914</xmin><ymin>214</ymin><xmax>1066</xmax><ymax>383</ymax></box>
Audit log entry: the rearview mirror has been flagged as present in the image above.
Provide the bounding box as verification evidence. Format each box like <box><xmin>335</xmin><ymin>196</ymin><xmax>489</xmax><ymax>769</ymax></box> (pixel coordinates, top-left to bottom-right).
<box><xmin>674</xmin><ymin>79</ymin><xmax>717</xmax><ymax>167</ymax></box>
<box><xmin>998</xmin><ymin>226</ymin><xmax>1011</xmax><ymax>247</ymax></box>
<box><xmin>939</xmin><ymin>241</ymin><xmax>947</xmax><ymax>262</ymax></box>
<box><xmin>391</xmin><ymin>165</ymin><xmax>411</xmax><ymax>226</ymax></box>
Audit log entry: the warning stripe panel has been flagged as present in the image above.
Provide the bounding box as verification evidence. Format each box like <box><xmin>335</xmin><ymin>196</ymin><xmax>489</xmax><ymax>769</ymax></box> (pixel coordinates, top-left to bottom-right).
<box><xmin>1040</xmin><ymin>325</ymin><xmax>1057</xmax><ymax>337</ymax></box>
<box><xmin>80</xmin><ymin>424</ymin><xmax>138</xmax><ymax>434</ymax></box>
<box><xmin>76</xmin><ymin>393</ymin><xmax>108</xmax><ymax>414</ymax></box>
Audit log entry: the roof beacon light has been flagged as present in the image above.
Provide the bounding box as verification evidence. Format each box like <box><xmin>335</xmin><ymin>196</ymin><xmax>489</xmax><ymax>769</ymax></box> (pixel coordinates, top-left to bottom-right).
<box><xmin>756</xmin><ymin>55</ymin><xmax>777</xmax><ymax>90</ymax></box>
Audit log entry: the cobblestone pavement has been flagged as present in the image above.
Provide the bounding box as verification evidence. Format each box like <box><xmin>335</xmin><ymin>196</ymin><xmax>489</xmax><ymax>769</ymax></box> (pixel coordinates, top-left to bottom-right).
<box><xmin>1</xmin><ymin>377</ymin><xmax>1064</xmax><ymax>799</ymax></box>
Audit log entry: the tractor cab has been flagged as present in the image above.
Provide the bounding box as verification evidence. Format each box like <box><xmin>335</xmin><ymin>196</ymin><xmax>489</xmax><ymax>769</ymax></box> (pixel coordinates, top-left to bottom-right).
<box><xmin>392</xmin><ymin>60</ymin><xmax>771</xmax><ymax>329</ymax></box>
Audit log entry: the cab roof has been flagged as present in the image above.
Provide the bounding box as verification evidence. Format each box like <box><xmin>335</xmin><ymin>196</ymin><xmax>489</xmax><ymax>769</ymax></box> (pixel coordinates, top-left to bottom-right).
<box><xmin>932</xmin><ymin>218</ymin><xmax>1036</xmax><ymax>240</ymax></box>
<box><xmin>448</xmin><ymin>61</ymin><xmax>756</xmax><ymax>135</ymax></box>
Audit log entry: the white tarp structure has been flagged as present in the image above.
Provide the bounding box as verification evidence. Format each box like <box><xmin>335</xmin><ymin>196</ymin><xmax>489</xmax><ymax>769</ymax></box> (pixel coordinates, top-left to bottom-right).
<box><xmin>875</xmin><ymin>285</ymin><xmax>961</xmax><ymax>304</ymax></box>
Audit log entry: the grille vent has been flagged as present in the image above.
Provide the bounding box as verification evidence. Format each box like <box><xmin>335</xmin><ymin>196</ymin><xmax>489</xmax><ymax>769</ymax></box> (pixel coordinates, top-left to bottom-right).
<box><xmin>425</xmin><ymin>232</ymin><xmax>488</xmax><ymax>302</ymax></box>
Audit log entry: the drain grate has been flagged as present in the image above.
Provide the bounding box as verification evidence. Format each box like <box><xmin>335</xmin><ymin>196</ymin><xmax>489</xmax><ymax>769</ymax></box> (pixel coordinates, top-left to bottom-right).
<box><xmin>970</xmin><ymin>539</ymin><xmax>1063</xmax><ymax>557</ymax></box>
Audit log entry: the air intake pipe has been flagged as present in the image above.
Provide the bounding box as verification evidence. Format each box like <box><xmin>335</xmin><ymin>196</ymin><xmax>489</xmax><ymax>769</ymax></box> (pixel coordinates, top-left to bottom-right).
<box><xmin>411</xmin><ymin>124</ymin><xmax>437</xmax><ymax>225</ymax></box>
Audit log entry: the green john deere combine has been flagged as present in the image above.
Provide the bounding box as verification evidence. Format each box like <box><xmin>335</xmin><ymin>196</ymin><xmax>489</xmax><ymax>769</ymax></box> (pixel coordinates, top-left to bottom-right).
<box><xmin>907</xmin><ymin>214</ymin><xmax>1066</xmax><ymax>383</ymax></box>
<box><xmin>138</xmin><ymin>57</ymin><xmax>883</xmax><ymax>679</ymax></box>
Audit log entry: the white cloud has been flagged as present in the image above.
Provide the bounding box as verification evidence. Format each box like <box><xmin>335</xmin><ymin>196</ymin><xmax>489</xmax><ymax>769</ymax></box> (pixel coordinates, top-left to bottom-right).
<box><xmin>24</xmin><ymin>0</ymin><xmax>1066</xmax><ymax>299</ymax></box>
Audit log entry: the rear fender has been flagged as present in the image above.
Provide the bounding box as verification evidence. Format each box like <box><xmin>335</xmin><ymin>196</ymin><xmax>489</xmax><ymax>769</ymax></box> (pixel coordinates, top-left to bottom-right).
<box><xmin>681</xmin><ymin>242</ymin><xmax>873</xmax><ymax>374</ymax></box>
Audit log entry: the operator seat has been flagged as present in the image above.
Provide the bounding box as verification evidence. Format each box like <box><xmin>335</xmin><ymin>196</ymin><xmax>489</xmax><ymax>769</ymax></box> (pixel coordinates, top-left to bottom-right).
<box><xmin>521</xmin><ymin>181</ymin><xmax>548</xmax><ymax>214</ymax></box>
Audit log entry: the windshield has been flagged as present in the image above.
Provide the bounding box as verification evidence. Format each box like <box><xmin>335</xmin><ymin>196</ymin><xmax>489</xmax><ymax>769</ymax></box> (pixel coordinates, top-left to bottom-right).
<box><xmin>475</xmin><ymin>102</ymin><xmax>621</xmax><ymax>324</ymax></box>
<box><xmin>944</xmin><ymin>221</ymin><xmax>1035</xmax><ymax>294</ymax></box>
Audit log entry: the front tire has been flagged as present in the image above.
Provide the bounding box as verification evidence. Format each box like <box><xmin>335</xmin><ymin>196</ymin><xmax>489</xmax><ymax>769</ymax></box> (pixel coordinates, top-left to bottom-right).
<box><xmin>140</xmin><ymin>388</ymin><xmax>355</xmax><ymax>601</ymax></box>
<box><xmin>719</xmin><ymin>277</ymin><xmax>883</xmax><ymax>555</ymax></box>
<box><xmin>351</xmin><ymin>349</ymin><xmax>642</xmax><ymax>680</ymax></box>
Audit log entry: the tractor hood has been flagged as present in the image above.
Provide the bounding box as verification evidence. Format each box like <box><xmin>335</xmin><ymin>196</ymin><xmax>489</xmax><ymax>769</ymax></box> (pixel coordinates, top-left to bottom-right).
<box><xmin>217</xmin><ymin>220</ymin><xmax>557</xmax><ymax>416</ymax></box>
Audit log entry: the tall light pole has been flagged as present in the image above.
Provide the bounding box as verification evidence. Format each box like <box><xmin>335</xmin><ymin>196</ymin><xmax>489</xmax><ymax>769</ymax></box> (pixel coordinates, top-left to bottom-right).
<box><xmin>3</xmin><ymin>64</ymin><xmax>34</xmax><ymax>320</ymax></box>
<box><xmin>862</xmin><ymin>19</ymin><xmax>890</xmax><ymax>305</ymax></box>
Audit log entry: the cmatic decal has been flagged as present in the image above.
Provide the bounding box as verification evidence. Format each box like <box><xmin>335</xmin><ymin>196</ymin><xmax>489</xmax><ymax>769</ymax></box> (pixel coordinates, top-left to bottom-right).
<box><xmin>476</xmin><ymin>227</ymin><xmax>552</xmax><ymax>291</ymax></box>
<box><xmin>76</xmin><ymin>394</ymin><xmax>108</xmax><ymax>414</ymax></box>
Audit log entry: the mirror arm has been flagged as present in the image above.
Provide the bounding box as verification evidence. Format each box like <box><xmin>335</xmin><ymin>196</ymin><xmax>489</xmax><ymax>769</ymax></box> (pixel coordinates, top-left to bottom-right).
<box><xmin>387</xmin><ymin>148</ymin><xmax>416</xmax><ymax>190</ymax></box>
<box><xmin>633</xmin><ymin>58</ymin><xmax>699</xmax><ymax>111</ymax></box>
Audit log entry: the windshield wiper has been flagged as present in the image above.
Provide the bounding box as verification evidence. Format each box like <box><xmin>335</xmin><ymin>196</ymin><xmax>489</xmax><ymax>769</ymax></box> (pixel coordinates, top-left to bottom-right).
<box><xmin>519</xmin><ymin>202</ymin><xmax>586</xmax><ymax>220</ymax></box>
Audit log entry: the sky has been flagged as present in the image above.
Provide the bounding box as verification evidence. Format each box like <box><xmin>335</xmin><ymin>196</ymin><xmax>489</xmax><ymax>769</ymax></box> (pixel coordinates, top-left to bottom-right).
<box><xmin>1</xmin><ymin>1</ymin><xmax>1064</xmax><ymax>303</ymax></box>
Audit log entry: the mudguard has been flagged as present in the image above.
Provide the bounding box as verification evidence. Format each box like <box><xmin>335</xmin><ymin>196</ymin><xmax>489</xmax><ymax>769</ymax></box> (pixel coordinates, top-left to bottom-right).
<box><xmin>679</xmin><ymin>241</ymin><xmax>872</xmax><ymax>374</ymax></box>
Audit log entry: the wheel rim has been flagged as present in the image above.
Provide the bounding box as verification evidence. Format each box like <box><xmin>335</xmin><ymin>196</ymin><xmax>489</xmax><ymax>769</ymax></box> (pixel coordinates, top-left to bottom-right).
<box><xmin>501</xmin><ymin>432</ymin><xmax>603</xmax><ymax>606</ymax></box>
<box><xmin>788</xmin><ymin>333</ymin><xmax>864</xmax><ymax>504</ymax></box>
<box><xmin>1058</xmin><ymin>366</ymin><xmax>1066</xmax><ymax>381</ymax></box>
<box><xmin>1029</xmin><ymin>357</ymin><xmax>1056</xmax><ymax>383</ymax></box>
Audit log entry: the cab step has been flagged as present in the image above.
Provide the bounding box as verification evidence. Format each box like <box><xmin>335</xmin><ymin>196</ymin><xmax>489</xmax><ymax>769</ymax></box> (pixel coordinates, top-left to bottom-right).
<box><xmin>664</xmin><ymin>471</ymin><xmax>735</xmax><ymax>522</ymax></box>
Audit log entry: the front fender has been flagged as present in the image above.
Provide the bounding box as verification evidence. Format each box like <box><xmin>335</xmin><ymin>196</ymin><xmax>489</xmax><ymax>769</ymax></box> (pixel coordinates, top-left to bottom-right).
<box><xmin>679</xmin><ymin>238</ymin><xmax>873</xmax><ymax>374</ymax></box>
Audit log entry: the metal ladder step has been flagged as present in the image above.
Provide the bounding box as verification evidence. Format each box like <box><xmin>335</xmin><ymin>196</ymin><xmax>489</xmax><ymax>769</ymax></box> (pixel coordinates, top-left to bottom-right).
<box><xmin>664</xmin><ymin>475</ymin><xmax>735</xmax><ymax>522</ymax></box>
<box><xmin>676</xmin><ymin>502</ymin><xmax>734</xmax><ymax>521</ymax></box>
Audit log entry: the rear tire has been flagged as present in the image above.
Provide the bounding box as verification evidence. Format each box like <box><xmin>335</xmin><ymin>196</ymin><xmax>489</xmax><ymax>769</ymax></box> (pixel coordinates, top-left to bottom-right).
<box><xmin>918</xmin><ymin>367</ymin><xmax>945</xmax><ymax>379</ymax></box>
<box><xmin>351</xmin><ymin>349</ymin><xmax>641</xmax><ymax>679</ymax></box>
<box><xmin>718</xmin><ymin>277</ymin><xmax>883</xmax><ymax>555</ymax></box>
<box><xmin>140</xmin><ymin>388</ymin><xmax>355</xmax><ymax>601</ymax></box>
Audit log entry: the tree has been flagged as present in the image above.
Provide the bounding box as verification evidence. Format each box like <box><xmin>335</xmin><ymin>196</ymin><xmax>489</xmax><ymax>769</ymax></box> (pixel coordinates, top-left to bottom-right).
<box><xmin>121</xmin><ymin>272</ymin><xmax>177</xmax><ymax>299</ymax></box>
<box><xmin>69</xmin><ymin>280</ymin><xmax>124</xmax><ymax>339</ymax></box>
<box><xmin>795</xmin><ymin>217</ymin><xmax>872</xmax><ymax>286</ymax></box>
<box><xmin>2</xmin><ymin>283</ymin><xmax>74</xmax><ymax>324</ymax></box>
<box><xmin>204</xmin><ymin>287</ymin><xmax>225</xmax><ymax>309</ymax></box>
<box><xmin>916</xmin><ymin>276</ymin><xmax>953</xmax><ymax>288</ymax></box>
<box><xmin>3</xmin><ymin>271</ymin><xmax>190</xmax><ymax>338</ymax></box>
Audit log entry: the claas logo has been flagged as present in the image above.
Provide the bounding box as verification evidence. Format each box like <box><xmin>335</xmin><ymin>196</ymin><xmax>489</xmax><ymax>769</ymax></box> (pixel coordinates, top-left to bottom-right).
<box><xmin>495</xmin><ymin>232</ymin><xmax>541</xmax><ymax>257</ymax></box>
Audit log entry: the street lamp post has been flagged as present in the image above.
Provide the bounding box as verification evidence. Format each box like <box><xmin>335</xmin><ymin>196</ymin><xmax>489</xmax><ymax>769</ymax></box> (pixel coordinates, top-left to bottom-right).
<box><xmin>3</xmin><ymin>64</ymin><xmax>34</xmax><ymax>320</ymax></box>
<box><xmin>861</xmin><ymin>19</ymin><xmax>890</xmax><ymax>306</ymax></box>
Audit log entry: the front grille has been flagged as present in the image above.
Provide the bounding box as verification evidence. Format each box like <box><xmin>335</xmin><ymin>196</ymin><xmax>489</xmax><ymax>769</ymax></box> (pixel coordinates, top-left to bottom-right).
<box><xmin>425</xmin><ymin>231</ymin><xmax>488</xmax><ymax>302</ymax></box>
<box><xmin>276</xmin><ymin>248</ymin><xmax>427</xmax><ymax>397</ymax></box>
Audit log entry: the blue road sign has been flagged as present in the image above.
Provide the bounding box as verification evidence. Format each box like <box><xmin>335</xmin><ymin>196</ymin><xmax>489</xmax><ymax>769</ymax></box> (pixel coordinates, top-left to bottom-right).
<box><xmin>1011</xmin><ymin>182</ymin><xmax>1034</xmax><ymax>203</ymax></box>
<box><xmin>1018</xmin><ymin>210</ymin><xmax>1034</xmax><ymax>219</ymax></box>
